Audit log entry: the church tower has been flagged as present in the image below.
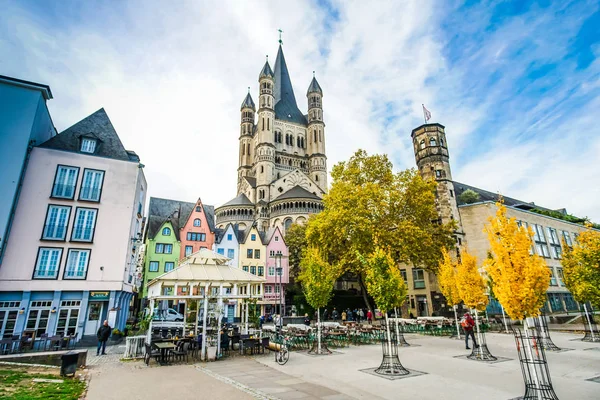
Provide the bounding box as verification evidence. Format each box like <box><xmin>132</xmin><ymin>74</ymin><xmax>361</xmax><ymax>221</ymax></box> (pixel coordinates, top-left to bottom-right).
<box><xmin>411</xmin><ymin>123</ymin><xmax>465</xmax><ymax>247</ymax></box>
<box><xmin>238</xmin><ymin>90</ymin><xmax>255</xmax><ymax>191</ymax></box>
<box><xmin>307</xmin><ymin>73</ymin><xmax>327</xmax><ymax>192</ymax></box>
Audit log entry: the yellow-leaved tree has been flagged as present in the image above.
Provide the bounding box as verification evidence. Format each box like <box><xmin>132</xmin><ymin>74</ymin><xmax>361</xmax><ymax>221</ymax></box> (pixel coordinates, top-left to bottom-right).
<box><xmin>562</xmin><ymin>225</ymin><xmax>600</xmax><ymax>340</ymax></box>
<box><xmin>438</xmin><ymin>249</ymin><xmax>463</xmax><ymax>337</ymax></box>
<box><xmin>483</xmin><ymin>203</ymin><xmax>550</xmax><ymax>321</ymax></box>
<box><xmin>456</xmin><ymin>250</ymin><xmax>488</xmax><ymax>312</ymax></box>
<box><xmin>298</xmin><ymin>247</ymin><xmax>341</xmax><ymax>354</ymax></box>
<box><xmin>561</xmin><ymin>225</ymin><xmax>600</xmax><ymax>309</ymax></box>
<box><xmin>359</xmin><ymin>246</ymin><xmax>408</xmax><ymax>374</ymax></box>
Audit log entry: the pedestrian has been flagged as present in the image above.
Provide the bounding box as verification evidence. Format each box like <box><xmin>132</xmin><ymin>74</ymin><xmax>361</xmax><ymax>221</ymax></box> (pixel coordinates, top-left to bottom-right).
<box><xmin>347</xmin><ymin>309</ymin><xmax>353</xmax><ymax>322</ymax></box>
<box><xmin>461</xmin><ymin>312</ymin><xmax>478</xmax><ymax>350</ymax></box>
<box><xmin>304</xmin><ymin>313</ymin><xmax>310</xmax><ymax>326</ymax></box>
<box><xmin>96</xmin><ymin>320</ymin><xmax>111</xmax><ymax>356</ymax></box>
<box><xmin>323</xmin><ymin>309</ymin><xmax>329</xmax><ymax>321</ymax></box>
<box><xmin>332</xmin><ymin>308</ymin><xmax>338</xmax><ymax>322</ymax></box>
<box><xmin>358</xmin><ymin>309</ymin><xmax>364</xmax><ymax>323</ymax></box>
<box><xmin>341</xmin><ymin>310</ymin><xmax>347</xmax><ymax>323</ymax></box>
<box><xmin>367</xmin><ymin>309</ymin><xmax>373</xmax><ymax>324</ymax></box>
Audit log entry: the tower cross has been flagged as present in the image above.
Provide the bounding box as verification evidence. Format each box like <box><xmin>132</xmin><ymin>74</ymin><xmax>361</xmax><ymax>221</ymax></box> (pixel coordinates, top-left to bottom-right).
<box><xmin>278</xmin><ymin>29</ymin><xmax>283</xmax><ymax>45</ymax></box>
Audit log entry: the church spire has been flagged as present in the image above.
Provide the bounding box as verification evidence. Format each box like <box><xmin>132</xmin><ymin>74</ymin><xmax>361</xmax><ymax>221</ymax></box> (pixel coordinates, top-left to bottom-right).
<box><xmin>273</xmin><ymin>44</ymin><xmax>306</xmax><ymax>125</ymax></box>
<box><xmin>259</xmin><ymin>55</ymin><xmax>274</xmax><ymax>79</ymax></box>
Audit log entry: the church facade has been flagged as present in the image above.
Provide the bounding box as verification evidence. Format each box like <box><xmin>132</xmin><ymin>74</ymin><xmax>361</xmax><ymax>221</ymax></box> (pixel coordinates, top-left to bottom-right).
<box><xmin>215</xmin><ymin>44</ymin><xmax>327</xmax><ymax>233</ymax></box>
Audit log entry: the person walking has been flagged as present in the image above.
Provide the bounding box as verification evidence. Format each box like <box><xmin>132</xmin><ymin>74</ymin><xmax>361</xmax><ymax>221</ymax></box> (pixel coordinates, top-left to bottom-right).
<box><xmin>323</xmin><ymin>309</ymin><xmax>329</xmax><ymax>321</ymax></box>
<box><xmin>341</xmin><ymin>310</ymin><xmax>347</xmax><ymax>323</ymax></box>
<box><xmin>358</xmin><ymin>308</ymin><xmax>364</xmax><ymax>323</ymax></box>
<box><xmin>304</xmin><ymin>313</ymin><xmax>311</xmax><ymax>326</ymax></box>
<box><xmin>367</xmin><ymin>309</ymin><xmax>373</xmax><ymax>324</ymax></box>
<box><xmin>461</xmin><ymin>312</ymin><xmax>478</xmax><ymax>350</ymax></box>
<box><xmin>332</xmin><ymin>308</ymin><xmax>339</xmax><ymax>322</ymax></box>
<box><xmin>96</xmin><ymin>320</ymin><xmax>111</xmax><ymax>356</ymax></box>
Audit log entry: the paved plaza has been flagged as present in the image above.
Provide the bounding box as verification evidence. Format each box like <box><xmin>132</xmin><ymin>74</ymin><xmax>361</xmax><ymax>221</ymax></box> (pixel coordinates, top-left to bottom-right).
<box><xmin>84</xmin><ymin>331</ymin><xmax>600</xmax><ymax>400</ymax></box>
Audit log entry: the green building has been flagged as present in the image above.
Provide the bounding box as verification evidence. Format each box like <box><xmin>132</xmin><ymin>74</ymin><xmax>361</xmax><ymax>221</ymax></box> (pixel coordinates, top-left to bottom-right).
<box><xmin>141</xmin><ymin>197</ymin><xmax>195</xmax><ymax>299</ymax></box>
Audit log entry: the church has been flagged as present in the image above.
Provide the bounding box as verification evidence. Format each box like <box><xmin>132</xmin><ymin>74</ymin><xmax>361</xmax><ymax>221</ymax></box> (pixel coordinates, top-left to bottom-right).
<box><xmin>215</xmin><ymin>43</ymin><xmax>327</xmax><ymax>233</ymax></box>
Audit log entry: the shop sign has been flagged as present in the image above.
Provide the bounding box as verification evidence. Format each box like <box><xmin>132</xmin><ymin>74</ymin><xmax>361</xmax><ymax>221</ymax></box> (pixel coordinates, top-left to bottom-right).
<box><xmin>89</xmin><ymin>291</ymin><xmax>110</xmax><ymax>300</ymax></box>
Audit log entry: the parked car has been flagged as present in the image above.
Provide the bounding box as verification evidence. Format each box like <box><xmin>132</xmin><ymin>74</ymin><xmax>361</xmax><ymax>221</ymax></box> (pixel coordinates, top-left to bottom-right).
<box><xmin>147</xmin><ymin>308</ymin><xmax>184</xmax><ymax>321</ymax></box>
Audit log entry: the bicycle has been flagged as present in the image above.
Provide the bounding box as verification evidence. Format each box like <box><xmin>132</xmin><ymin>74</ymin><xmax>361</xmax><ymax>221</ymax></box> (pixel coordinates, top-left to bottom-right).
<box><xmin>274</xmin><ymin>335</ymin><xmax>290</xmax><ymax>365</ymax></box>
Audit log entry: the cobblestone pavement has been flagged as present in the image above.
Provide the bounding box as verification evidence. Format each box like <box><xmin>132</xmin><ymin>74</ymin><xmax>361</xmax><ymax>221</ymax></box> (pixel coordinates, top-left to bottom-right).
<box><xmin>85</xmin><ymin>343</ymin><xmax>125</xmax><ymax>366</ymax></box>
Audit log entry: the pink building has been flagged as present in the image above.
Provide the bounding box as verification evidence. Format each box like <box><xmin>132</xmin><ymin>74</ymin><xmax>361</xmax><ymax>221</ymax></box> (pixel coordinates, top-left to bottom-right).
<box><xmin>263</xmin><ymin>227</ymin><xmax>289</xmax><ymax>316</ymax></box>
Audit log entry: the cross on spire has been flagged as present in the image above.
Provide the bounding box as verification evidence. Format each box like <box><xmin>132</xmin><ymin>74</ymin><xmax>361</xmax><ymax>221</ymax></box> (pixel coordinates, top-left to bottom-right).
<box><xmin>278</xmin><ymin>29</ymin><xmax>283</xmax><ymax>45</ymax></box>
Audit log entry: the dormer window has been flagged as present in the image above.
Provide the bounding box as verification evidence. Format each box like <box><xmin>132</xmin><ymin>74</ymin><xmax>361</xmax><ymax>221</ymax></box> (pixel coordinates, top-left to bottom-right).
<box><xmin>81</xmin><ymin>138</ymin><xmax>97</xmax><ymax>153</ymax></box>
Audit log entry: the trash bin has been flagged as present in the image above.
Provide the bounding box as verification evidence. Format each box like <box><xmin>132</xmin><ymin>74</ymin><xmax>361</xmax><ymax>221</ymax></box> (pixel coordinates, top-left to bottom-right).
<box><xmin>60</xmin><ymin>352</ymin><xmax>79</xmax><ymax>377</ymax></box>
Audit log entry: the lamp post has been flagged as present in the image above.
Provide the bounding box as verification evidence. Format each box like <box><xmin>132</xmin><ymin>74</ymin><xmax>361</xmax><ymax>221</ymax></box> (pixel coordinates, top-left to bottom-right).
<box><xmin>275</xmin><ymin>252</ymin><xmax>283</xmax><ymax>333</ymax></box>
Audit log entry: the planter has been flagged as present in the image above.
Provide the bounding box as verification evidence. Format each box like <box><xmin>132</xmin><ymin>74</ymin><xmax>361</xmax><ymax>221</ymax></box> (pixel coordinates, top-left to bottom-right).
<box><xmin>533</xmin><ymin>312</ymin><xmax>561</xmax><ymax>351</ymax></box>
<box><xmin>207</xmin><ymin>346</ymin><xmax>217</xmax><ymax>361</ymax></box>
<box><xmin>467</xmin><ymin>310</ymin><xmax>497</xmax><ymax>362</ymax></box>
<box><xmin>375</xmin><ymin>320</ymin><xmax>409</xmax><ymax>376</ymax></box>
<box><xmin>512</xmin><ymin>325</ymin><xmax>559</xmax><ymax>399</ymax></box>
<box><xmin>582</xmin><ymin>303</ymin><xmax>600</xmax><ymax>342</ymax></box>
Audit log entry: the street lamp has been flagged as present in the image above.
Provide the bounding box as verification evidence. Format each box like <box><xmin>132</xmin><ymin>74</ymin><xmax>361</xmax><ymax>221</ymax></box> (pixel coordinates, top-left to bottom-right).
<box><xmin>271</xmin><ymin>251</ymin><xmax>286</xmax><ymax>335</ymax></box>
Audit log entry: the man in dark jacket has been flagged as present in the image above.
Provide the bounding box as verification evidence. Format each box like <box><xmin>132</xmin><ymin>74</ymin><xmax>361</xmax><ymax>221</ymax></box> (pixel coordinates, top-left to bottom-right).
<box><xmin>97</xmin><ymin>320</ymin><xmax>111</xmax><ymax>356</ymax></box>
<box><xmin>462</xmin><ymin>312</ymin><xmax>477</xmax><ymax>350</ymax></box>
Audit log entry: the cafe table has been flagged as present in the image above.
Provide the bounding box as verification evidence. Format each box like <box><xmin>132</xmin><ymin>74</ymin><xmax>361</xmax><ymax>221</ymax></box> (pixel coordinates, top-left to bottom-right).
<box><xmin>153</xmin><ymin>342</ymin><xmax>176</xmax><ymax>365</ymax></box>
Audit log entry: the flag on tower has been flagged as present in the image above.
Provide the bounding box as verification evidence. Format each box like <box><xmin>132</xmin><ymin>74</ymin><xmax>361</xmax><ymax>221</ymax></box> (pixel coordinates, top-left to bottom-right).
<box><xmin>422</xmin><ymin>104</ymin><xmax>432</xmax><ymax>123</ymax></box>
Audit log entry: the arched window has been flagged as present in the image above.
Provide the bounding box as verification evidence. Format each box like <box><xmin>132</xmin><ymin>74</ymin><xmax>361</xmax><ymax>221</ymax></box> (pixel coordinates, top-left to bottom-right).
<box><xmin>262</xmin><ymin>118</ymin><xmax>265</xmax><ymax>130</ymax></box>
<box><xmin>440</xmin><ymin>138</ymin><xmax>444</xmax><ymax>146</ymax></box>
<box><xmin>429</xmin><ymin>137</ymin><xmax>437</xmax><ymax>146</ymax></box>
<box><xmin>290</xmin><ymin>135</ymin><xmax>294</xmax><ymax>146</ymax></box>
<box><xmin>315</xmin><ymin>175</ymin><xmax>319</xmax><ymax>182</ymax></box>
<box><xmin>193</xmin><ymin>219</ymin><xmax>201</xmax><ymax>227</ymax></box>
<box><xmin>162</xmin><ymin>227</ymin><xmax>171</xmax><ymax>236</ymax></box>
<box><xmin>267</xmin><ymin>118</ymin><xmax>270</xmax><ymax>130</ymax></box>
<box><xmin>247</xmin><ymin>144</ymin><xmax>251</xmax><ymax>156</ymax></box>
<box><xmin>284</xmin><ymin>218</ymin><xmax>293</xmax><ymax>233</ymax></box>
<box><xmin>420</xmin><ymin>140</ymin><xmax>425</xmax><ymax>149</ymax></box>
<box><xmin>242</xmin><ymin>143</ymin><xmax>245</xmax><ymax>155</ymax></box>
<box><xmin>260</xmin><ymin>166</ymin><xmax>264</xmax><ymax>173</ymax></box>
<box><xmin>319</xmin><ymin>130</ymin><xmax>322</xmax><ymax>142</ymax></box>
<box><xmin>314</xmin><ymin>130</ymin><xmax>317</xmax><ymax>142</ymax></box>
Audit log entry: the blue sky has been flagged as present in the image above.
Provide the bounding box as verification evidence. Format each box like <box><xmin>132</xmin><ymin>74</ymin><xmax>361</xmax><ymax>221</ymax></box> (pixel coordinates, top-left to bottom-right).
<box><xmin>1</xmin><ymin>0</ymin><xmax>599</xmax><ymax>220</ymax></box>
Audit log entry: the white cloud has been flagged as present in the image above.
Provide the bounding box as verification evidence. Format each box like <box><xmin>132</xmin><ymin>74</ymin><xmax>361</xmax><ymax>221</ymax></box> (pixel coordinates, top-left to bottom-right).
<box><xmin>1</xmin><ymin>0</ymin><xmax>598</xmax><ymax>221</ymax></box>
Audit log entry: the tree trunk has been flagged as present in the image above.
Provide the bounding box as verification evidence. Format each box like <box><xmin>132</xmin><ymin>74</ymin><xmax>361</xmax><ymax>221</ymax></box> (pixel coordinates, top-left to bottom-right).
<box><xmin>501</xmin><ymin>305</ymin><xmax>509</xmax><ymax>333</ymax></box>
<box><xmin>453</xmin><ymin>305</ymin><xmax>461</xmax><ymax>339</ymax></box>
<box><xmin>474</xmin><ymin>309</ymin><xmax>483</xmax><ymax>357</ymax></box>
<box><xmin>317</xmin><ymin>307</ymin><xmax>322</xmax><ymax>354</ymax></box>
<box><xmin>584</xmin><ymin>303</ymin><xmax>596</xmax><ymax>341</ymax></box>
<box><xmin>394</xmin><ymin>308</ymin><xmax>401</xmax><ymax>345</ymax></box>
<box><xmin>523</xmin><ymin>318</ymin><xmax>543</xmax><ymax>400</ymax></box>
<box><xmin>384</xmin><ymin>314</ymin><xmax>394</xmax><ymax>373</ymax></box>
<box><xmin>358</xmin><ymin>275</ymin><xmax>372</xmax><ymax>313</ymax></box>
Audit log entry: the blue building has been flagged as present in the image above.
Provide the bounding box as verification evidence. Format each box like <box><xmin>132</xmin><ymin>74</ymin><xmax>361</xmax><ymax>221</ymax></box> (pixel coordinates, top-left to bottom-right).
<box><xmin>0</xmin><ymin>75</ymin><xmax>56</xmax><ymax>265</ymax></box>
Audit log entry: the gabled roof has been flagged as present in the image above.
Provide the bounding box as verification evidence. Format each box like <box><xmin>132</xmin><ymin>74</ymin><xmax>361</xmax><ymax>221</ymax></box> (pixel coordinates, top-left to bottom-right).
<box><xmin>240</xmin><ymin>225</ymin><xmax>268</xmax><ymax>245</ymax></box>
<box><xmin>221</xmin><ymin>193</ymin><xmax>253</xmax><ymax>207</ymax></box>
<box><xmin>265</xmin><ymin>226</ymin><xmax>286</xmax><ymax>245</ymax></box>
<box><xmin>147</xmin><ymin>197</ymin><xmax>196</xmax><ymax>240</ymax></box>
<box><xmin>241</xmin><ymin>92</ymin><xmax>255</xmax><ymax>111</ymax></box>
<box><xmin>203</xmin><ymin>204</ymin><xmax>216</xmax><ymax>233</ymax></box>
<box><xmin>273</xmin><ymin>45</ymin><xmax>307</xmax><ymax>126</ymax></box>
<box><xmin>274</xmin><ymin>185</ymin><xmax>321</xmax><ymax>201</ymax></box>
<box><xmin>216</xmin><ymin>223</ymin><xmax>245</xmax><ymax>244</ymax></box>
<box><xmin>39</xmin><ymin>108</ymin><xmax>133</xmax><ymax>162</ymax></box>
<box><xmin>307</xmin><ymin>76</ymin><xmax>322</xmax><ymax>95</ymax></box>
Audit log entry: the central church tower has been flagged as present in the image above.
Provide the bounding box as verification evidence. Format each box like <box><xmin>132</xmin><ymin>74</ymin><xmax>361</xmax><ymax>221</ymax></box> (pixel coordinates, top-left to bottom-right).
<box><xmin>217</xmin><ymin>40</ymin><xmax>328</xmax><ymax>234</ymax></box>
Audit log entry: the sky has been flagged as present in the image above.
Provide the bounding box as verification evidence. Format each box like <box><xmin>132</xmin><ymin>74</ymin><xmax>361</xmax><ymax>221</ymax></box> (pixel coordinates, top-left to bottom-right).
<box><xmin>1</xmin><ymin>0</ymin><xmax>599</xmax><ymax>220</ymax></box>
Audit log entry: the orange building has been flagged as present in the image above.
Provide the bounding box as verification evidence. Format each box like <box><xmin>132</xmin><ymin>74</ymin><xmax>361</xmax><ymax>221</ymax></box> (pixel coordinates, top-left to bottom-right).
<box><xmin>179</xmin><ymin>198</ymin><xmax>215</xmax><ymax>259</ymax></box>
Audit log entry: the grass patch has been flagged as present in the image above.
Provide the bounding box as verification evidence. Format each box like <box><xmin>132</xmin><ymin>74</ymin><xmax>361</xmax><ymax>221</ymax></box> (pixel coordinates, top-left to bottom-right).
<box><xmin>0</xmin><ymin>367</ymin><xmax>85</xmax><ymax>400</ymax></box>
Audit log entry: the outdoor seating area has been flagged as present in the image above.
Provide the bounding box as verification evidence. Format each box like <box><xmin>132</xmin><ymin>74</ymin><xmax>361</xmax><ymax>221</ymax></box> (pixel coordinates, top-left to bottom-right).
<box><xmin>0</xmin><ymin>333</ymin><xmax>77</xmax><ymax>355</ymax></box>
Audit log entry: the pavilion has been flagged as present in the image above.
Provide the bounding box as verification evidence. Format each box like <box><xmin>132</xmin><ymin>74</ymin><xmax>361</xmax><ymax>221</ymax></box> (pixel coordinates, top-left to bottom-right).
<box><xmin>146</xmin><ymin>248</ymin><xmax>265</xmax><ymax>360</ymax></box>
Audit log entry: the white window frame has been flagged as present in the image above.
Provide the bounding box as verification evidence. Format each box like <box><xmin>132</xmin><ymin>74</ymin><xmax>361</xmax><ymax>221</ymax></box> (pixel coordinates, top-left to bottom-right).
<box><xmin>227</xmin><ymin>249</ymin><xmax>235</xmax><ymax>259</ymax></box>
<box><xmin>42</xmin><ymin>205</ymin><xmax>71</xmax><ymax>240</ymax></box>
<box><xmin>265</xmin><ymin>285</ymin><xmax>273</xmax><ymax>294</ymax></box>
<box><xmin>79</xmin><ymin>169</ymin><xmax>104</xmax><ymax>202</ymax></box>
<box><xmin>164</xmin><ymin>262</ymin><xmax>174</xmax><ymax>272</ymax></box>
<box><xmin>193</xmin><ymin>219</ymin><xmax>201</xmax><ymax>227</ymax></box>
<box><xmin>52</xmin><ymin>165</ymin><xmax>79</xmax><ymax>199</ymax></box>
<box><xmin>64</xmin><ymin>249</ymin><xmax>90</xmax><ymax>279</ymax></box>
<box><xmin>33</xmin><ymin>247</ymin><xmax>62</xmax><ymax>279</ymax></box>
<box><xmin>80</xmin><ymin>138</ymin><xmax>97</xmax><ymax>153</ymax></box>
<box><xmin>149</xmin><ymin>261</ymin><xmax>159</xmax><ymax>272</ymax></box>
<box><xmin>268</xmin><ymin>266</ymin><xmax>275</xmax><ymax>276</ymax></box>
<box><xmin>71</xmin><ymin>208</ymin><xmax>97</xmax><ymax>242</ymax></box>
<box><xmin>185</xmin><ymin>246</ymin><xmax>193</xmax><ymax>256</ymax></box>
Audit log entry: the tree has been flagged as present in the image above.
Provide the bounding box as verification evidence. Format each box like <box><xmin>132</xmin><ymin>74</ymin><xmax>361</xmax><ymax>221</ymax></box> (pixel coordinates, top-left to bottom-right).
<box><xmin>483</xmin><ymin>202</ymin><xmax>552</xmax><ymax>397</ymax></box>
<box><xmin>438</xmin><ymin>249</ymin><xmax>462</xmax><ymax>337</ymax></box>
<box><xmin>483</xmin><ymin>203</ymin><xmax>550</xmax><ymax>321</ymax></box>
<box><xmin>359</xmin><ymin>247</ymin><xmax>408</xmax><ymax>374</ymax></box>
<box><xmin>456</xmin><ymin>250</ymin><xmax>488</xmax><ymax>312</ymax></box>
<box><xmin>306</xmin><ymin>150</ymin><xmax>455</xmax><ymax>310</ymax></box>
<box><xmin>561</xmin><ymin>225</ymin><xmax>600</xmax><ymax>309</ymax></box>
<box><xmin>458</xmin><ymin>189</ymin><xmax>480</xmax><ymax>204</ymax></box>
<box><xmin>285</xmin><ymin>223</ymin><xmax>308</xmax><ymax>280</ymax></box>
<box><xmin>298</xmin><ymin>247</ymin><xmax>340</xmax><ymax>354</ymax></box>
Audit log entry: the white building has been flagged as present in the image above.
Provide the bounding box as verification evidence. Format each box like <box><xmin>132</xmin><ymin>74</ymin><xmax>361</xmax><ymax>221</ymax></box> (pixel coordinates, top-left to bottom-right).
<box><xmin>0</xmin><ymin>108</ymin><xmax>146</xmax><ymax>340</ymax></box>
